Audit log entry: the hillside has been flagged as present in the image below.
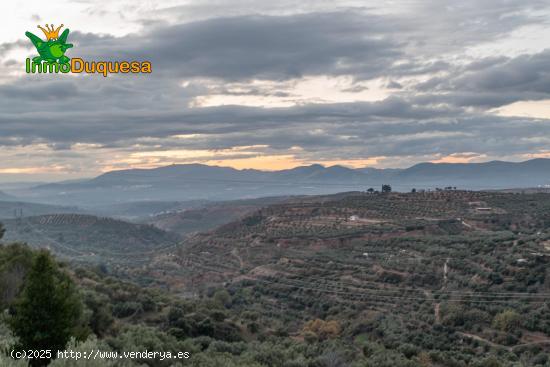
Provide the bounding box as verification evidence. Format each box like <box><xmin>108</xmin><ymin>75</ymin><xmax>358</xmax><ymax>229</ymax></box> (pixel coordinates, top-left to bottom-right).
<box><xmin>123</xmin><ymin>190</ymin><xmax>550</xmax><ymax>365</ymax></box>
<box><xmin>1</xmin><ymin>191</ymin><xmax>550</xmax><ymax>366</ymax></box>
<box><xmin>14</xmin><ymin>159</ymin><xmax>550</xmax><ymax>206</ymax></box>
<box><xmin>147</xmin><ymin>190</ymin><xmax>550</xmax><ymax>288</ymax></box>
<box><xmin>1</xmin><ymin>214</ymin><xmax>181</xmax><ymax>264</ymax></box>
<box><xmin>146</xmin><ymin>196</ymin><xmax>293</xmax><ymax>236</ymax></box>
<box><xmin>0</xmin><ymin>200</ymin><xmax>80</xmax><ymax>219</ymax></box>
<box><xmin>86</xmin><ymin>199</ymin><xmax>208</xmax><ymax>221</ymax></box>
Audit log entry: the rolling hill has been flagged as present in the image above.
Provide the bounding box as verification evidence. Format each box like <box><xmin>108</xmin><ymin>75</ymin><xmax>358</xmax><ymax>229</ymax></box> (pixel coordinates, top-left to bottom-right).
<box><xmin>157</xmin><ymin>189</ymin><xmax>550</xmax><ymax>290</ymax></box>
<box><xmin>85</xmin><ymin>200</ymin><xmax>209</xmax><ymax>221</ymax></box>
<box><xmin>146</xmin><ymin>196</ymin><xmax>292</xmax><ymax>236</ymax></box>
<box><xmin>111</xmin><ymin>189</ymin><xmax>550</xmax><ymax>365</ymax></box>
<box><xmin>1</xmin><ymin>190</ymin><xmax>550</xmax><ymax>366</ymax></box>
<box><xmin>1</xmin><ymin>214</ymin><xmax>181</xmax><ymax>263</ymax></box>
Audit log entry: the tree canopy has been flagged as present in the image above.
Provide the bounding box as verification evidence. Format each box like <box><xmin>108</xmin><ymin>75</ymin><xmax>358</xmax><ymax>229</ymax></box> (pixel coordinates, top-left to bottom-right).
<box><xmin>8</xmin><ymin>251</ymin><xmax>83</xmax><ymax>366</ymax></box>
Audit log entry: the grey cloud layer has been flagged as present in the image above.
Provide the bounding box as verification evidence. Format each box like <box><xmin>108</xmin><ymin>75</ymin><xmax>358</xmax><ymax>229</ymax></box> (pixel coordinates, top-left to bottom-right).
<box><xmin>73</xmin><ymin>12</ymin><xmax>402</xmax><ymax>81</ymax></box>
<box><xmin>415</xmin><ymin>51</ymin><xmax>550</xmax><ymax>108</ymax></box>
<box><xmin>1</xmin><ymin>2</ymin><xmax>550</xmax><ymax>169</ymax></box>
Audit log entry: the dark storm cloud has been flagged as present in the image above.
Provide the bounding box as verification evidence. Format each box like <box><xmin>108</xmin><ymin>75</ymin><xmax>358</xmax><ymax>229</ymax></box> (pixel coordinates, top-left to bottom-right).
<box><xmin>70</xmin><ymin>12</ymin><xmax>402</xmax><ymax>81</ymax></box>
<box><xmin>414</xmin><ymin>50</ymin><xmax>550</xmax><ymax>108</ymax></box>
<box><xmin>67</xmin><ymin>3</ymin><xmax>544</xmax><ymax>82</ymax></box>
<box><xmin>456</xmin><ymin>52</ymin><xmax>550</xmax><ymax>94</ymax></box>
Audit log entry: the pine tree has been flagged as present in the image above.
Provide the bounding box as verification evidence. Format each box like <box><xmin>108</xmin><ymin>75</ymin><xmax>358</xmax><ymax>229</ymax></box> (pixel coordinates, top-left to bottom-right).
<box><xmin>8</xmin><ymin>251</ymin><xmax>82</xmax><ymax>366</ymax></box>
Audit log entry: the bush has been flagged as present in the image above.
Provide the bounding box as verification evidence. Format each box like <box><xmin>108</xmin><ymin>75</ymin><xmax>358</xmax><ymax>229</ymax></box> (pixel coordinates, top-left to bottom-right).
<box><xmin>112</xmin><ymin>302</ymin><xmax>143</xmax><ymax>318</ymax></box>
<box><xmin>302</xmin><ymin>319</ymin><xmax>341</xmax><ymax>340</ymax></box>
<box><xmin>492</xmin><ymin>310</ymin><xmax>521</xmax><ymax>332</ymax></box>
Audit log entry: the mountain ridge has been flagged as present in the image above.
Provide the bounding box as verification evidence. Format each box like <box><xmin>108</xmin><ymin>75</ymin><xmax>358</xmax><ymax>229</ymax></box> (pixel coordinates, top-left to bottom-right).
<box><xmin>13</xmin><ymin>158</ymin><xmax>550</xmax><ymax>205</ymax></box>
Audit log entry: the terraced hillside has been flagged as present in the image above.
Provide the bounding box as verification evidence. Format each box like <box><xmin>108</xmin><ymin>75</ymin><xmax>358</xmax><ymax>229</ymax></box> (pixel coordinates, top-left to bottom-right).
<box><xmin>143</xmin><ymin>190</ymin><xmax>550</xmax><ymax>286</ymax></box>
<box><xmin>0</xmin><ymin>201</ymin><xmax>80</xmax><ymax>219</ymax></box>
<box><xmin>125</xmin><ymin>190</ymin><xmax>550</xmax><ymax>365</ymax></box>
<box><xmin>1</xmin><ymin>214</ymin><xmax>181</xmax><ymax>264</ymax></box>
<box><xmin>147</xmin><ymin>196</ymin><xmax>292</xmax><ymax>236</ymax></box>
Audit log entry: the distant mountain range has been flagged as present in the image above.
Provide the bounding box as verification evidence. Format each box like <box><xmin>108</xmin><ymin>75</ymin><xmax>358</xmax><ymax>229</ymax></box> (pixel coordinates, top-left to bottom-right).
<box><xmin>0</xmin><ymin>190</ymin><xmax>16</xmax><ymax>201</ymax></box>
<box><xmin>7</xmin><ymin>158</ymin><xmax>550</xmax><ymax>206</ymax></box>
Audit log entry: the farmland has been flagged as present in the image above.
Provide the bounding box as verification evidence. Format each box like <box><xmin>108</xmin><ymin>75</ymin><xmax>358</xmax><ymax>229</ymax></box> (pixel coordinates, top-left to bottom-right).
<box><xmin>134</xmin><ymin>191</ymin><xmax>550</xmax><ymax>365</ymax></box>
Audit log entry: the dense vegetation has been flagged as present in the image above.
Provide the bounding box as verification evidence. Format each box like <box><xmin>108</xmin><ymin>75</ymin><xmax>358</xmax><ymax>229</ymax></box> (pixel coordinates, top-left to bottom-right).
<box><xmin>1</xmin><ymin>191</ymin><xmax>549</xmax><ymax>366</ymax></box>
<box><xmin>1</xmin><ymin>214</ymin><xmax>181</xmax><ymax>265</ymax></box>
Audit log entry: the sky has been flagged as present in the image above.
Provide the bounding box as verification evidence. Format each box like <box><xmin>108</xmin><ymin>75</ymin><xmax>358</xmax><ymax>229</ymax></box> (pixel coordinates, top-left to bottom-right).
<box><xmin>1</xmin><ymin>0</ymin><xmax>550</xmax><ymax>181</ymax></box>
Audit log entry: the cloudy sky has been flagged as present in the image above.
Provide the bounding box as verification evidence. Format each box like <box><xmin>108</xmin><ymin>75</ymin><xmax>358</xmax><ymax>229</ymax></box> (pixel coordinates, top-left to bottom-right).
<box><xmin>1</xmin><ymin>0</ymin><xmax>550</xmax><ymax>181</ymax></box>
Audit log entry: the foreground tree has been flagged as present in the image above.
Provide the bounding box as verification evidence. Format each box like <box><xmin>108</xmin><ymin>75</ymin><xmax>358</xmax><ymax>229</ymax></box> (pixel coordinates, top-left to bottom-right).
<box><xmin>8</xmin><ymin>251</ymin><xmax>83</xmax><ymax>366</ymax></box>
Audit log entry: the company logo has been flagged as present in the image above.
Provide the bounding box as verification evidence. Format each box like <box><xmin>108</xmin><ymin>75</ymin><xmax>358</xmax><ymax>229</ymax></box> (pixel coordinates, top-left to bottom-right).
<box><xmin>25</xmin><ymin>23</ymin><xmax>152</xmax><ymax>77</ymax></box>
